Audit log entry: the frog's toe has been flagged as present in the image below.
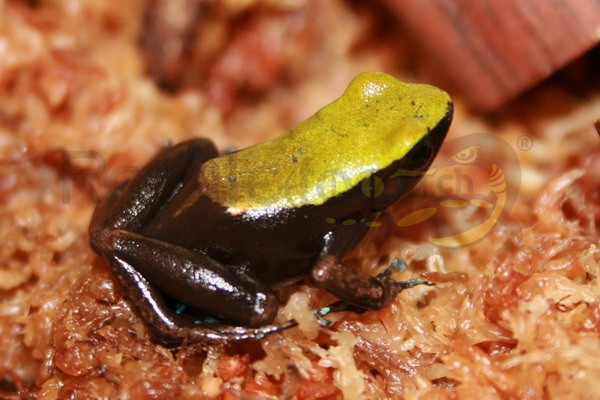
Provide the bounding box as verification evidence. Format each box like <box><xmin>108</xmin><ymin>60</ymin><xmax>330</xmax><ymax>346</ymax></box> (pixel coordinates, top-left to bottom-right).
<box><xmin>185</xmin><ymin>318</ymin><xmax>298</xmax><ymax>342</ymax></box>
<box><xmin>375</xmin><ymin>261</ymin><xmax>435</xmax><ymax>303</ymax></box>
<box><xmin>394</xmin><ymin>277</ymin><xmax>435</xmax><ymax>291</ymax></box>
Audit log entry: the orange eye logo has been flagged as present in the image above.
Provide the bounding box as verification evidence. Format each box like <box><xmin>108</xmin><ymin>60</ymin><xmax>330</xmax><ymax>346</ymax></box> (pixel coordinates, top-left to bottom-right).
<box><xmin>451</xmin><ymin>146</ymin><xmax>480</xmax><ymax>164</ymax></box>
<box><xmin>361</xmin><ymin>175</ymin><xmax>384</xmax><ymax>199</ymax></box>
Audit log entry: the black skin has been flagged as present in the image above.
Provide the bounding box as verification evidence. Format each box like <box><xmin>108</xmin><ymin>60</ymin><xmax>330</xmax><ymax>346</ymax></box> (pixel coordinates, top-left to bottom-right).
<box><xmin>89</xmin><ymin>106</ymin><xmax>452</xmax><ymax>346</ymax></box>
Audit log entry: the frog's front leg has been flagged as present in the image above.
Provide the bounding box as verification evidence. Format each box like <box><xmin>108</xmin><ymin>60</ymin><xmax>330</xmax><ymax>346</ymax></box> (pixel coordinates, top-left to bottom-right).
<box><xmin>311</xmin><ymin>255</ymin><xmax>396</xmax><ymax>309</ymax></box>
<box><xmin>310</xmin><ymin>231</ymin><xmax>430</xmax><ymax>310</ymax></box>
<box><xmin>89</xmin><ymin>139</ymin><xmax>281</xmax><ymax>344</ymax></box>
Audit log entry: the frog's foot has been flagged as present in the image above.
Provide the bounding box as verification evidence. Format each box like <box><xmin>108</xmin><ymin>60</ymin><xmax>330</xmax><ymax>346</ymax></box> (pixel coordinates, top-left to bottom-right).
<box><xmin>182</xmin><ymin>318</ymin><xmax>299</xmax><ymax>343</ymax></box>
<box><xmin>311</xmin><ymin>273</ymin><xmax>435</xmax><ymax>329</ymax></box>
<box><xmin>314</xmin><ymin>301</ymin><xmax>367</xmax><ymax>327</ymax></box>
<box><xmin>375</xmin><ymin>260</ymin><xmax>435</xmax><ymax>305</ymax></box>
<box><xmin>171</xmin><ymin>305</ymin><xmax>299</xmax><ymax>342</ymax></box>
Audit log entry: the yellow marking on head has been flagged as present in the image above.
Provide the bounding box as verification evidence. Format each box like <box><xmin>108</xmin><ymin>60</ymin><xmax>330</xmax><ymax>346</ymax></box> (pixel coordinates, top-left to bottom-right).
<box><xmin>200</xmin><ymin>71</ymin><xmax>451</xmax><ymax>213</ymax></box>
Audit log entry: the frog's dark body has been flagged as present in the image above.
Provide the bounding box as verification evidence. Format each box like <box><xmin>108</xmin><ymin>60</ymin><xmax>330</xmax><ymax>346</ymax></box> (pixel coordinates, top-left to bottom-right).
<box><xmin>141</xmin><ymin>138</ymin><xmax>436</xmax><ymax>288</ymax></box>
<box><xmin>89</xmin><ymin>72</ymin><xmax>453</xmax><ymax>345</ymax></box>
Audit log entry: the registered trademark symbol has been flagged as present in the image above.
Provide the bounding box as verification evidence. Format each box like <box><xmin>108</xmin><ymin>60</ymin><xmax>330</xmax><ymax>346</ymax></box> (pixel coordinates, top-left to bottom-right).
<box><xmin>517</xmin><ymin>135</ymin><xmax>533</xmax><ymax>151</ymax></box>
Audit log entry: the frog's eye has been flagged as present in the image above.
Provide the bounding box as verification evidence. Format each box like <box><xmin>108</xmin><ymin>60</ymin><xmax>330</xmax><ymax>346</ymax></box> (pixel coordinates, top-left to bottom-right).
<box><xmin>451</xmin><ymin>146</ymin><xmax>479</xmax><ymax>164</ymax></box>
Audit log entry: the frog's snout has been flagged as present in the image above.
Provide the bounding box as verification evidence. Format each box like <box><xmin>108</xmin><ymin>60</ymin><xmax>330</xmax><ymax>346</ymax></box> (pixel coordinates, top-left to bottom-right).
<box><xmin>430</xmin><ymin>101</ymin><xmax>453</xmax><ymax>150</ymax></box>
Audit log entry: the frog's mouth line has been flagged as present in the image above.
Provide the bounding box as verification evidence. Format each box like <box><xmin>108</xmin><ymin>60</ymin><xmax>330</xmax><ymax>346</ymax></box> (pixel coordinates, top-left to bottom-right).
<box><xmin>389</xmin><ymin>167</ymin><xmax>438</xmax><ymax>178</ymax></box>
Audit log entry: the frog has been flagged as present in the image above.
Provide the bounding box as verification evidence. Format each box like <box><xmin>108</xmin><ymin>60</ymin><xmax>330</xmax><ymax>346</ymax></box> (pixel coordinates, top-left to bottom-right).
<box><xmin>89</xmin><ymin>71</ymin><xmax>453</xmax><ymax>346</ymax></box>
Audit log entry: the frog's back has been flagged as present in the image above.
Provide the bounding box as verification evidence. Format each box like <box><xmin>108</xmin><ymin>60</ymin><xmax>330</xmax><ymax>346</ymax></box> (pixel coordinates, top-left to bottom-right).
<box><xmin>199</xmin><ymin>71</ymin><xmax>451</xmax><ymax>215</ymax></box>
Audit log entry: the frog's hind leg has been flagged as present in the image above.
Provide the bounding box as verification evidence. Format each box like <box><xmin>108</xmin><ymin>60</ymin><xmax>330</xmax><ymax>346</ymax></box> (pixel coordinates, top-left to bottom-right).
<box><xmin>90</xmin><ymin>138</ymin><xmax>218</xmax><ymax>242</ymax></box>
<box><xmin>101</xmin><ymin>228</ymin><xmax>280</xmax><ymax>326</ymax></box>
<box><xmin>102</xmin><ymin>241</ymin><xmax>295</xmax><ymax>345</ymax></box>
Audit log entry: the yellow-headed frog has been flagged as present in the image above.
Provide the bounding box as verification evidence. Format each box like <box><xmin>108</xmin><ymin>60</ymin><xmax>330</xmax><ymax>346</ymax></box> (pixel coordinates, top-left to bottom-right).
<box><xmin>89</xmin><ymin>71</ymin><xmax>453</xmax><ymax>345</ymax></box>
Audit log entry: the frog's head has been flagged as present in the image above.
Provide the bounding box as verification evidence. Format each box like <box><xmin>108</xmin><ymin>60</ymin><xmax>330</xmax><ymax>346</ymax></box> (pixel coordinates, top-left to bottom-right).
<box><xmin>199</xmin><ymin>71</ymin><xmax>452</xmax><ymax>216</ymax></box>
<box><xmin>336</xmin><ymin>72</ymin><xmax>453</xmax><ymax>212</ymax></box>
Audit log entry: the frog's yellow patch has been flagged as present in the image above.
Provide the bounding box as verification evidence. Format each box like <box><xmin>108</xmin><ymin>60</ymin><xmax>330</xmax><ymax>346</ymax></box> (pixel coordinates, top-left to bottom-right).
<box><xmin>200</xmin><ymin>71</ymin><xmax>451</xmax><ymax>213</ymax></box>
